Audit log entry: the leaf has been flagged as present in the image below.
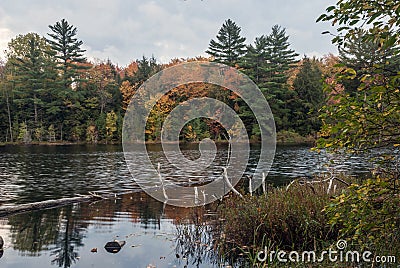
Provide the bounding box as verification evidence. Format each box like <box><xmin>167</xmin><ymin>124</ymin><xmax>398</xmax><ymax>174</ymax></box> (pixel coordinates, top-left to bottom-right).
<box><xmin>349</xmin><ymin>19</ymin><xmax>359</xmax><ymax>26</ymax></box>
<box><xmin>326</xmin><ymin>5</ymin><xmax>336</xmax><ymax>12</ymax></box>
<box><xmin>316</xmin><ymin>14</ymin><xmax>327</xmax><ymax>22</ymax></box>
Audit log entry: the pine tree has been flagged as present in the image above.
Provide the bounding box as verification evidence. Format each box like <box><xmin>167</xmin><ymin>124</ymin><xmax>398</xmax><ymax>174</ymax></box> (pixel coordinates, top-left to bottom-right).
<box><xmin>46</xmin><ymin>19</ymin><xmax>88</xmax><ymax>140</ymax></box>
<box><xmin>5</xmin><ymin>33</ymin><xmax>57</xmax><ymax>139</ymax></box>
<box><xmin>46</xmin><ymin>19</ymin><xmax>87</xmax><ymax>89</ymax></box>
<box><xmin>292</xmin><ymin>57</ymin><xmax>324</xmax><ymax>135</ymax></box>
<box><xmin>237</xmin><ymin>26</ymin><xmax>299</xmax><ymax>135</ymax></box>
<box><xmin>240</xmin><ymin>35</ymin><xmax>268</xmax><ymax>84</ymax></box>
<box><xmin>261</xmin><ymin>25</ymin><xmax>299</xmax><ymax>131</ymax></box>
<box><xmin>263</xmin><ymin>25</ymin><xmax>298</xmax><ymax>87</ymax></box>
<box><xmin>206</xmin><ymin>19</ymin><xmax>246</xmax><ymax>66</ymax></box>
<box><xmin>339</xmin><ymin>29</ymin><xmax>400</xmax><ymax>94</ymax></box>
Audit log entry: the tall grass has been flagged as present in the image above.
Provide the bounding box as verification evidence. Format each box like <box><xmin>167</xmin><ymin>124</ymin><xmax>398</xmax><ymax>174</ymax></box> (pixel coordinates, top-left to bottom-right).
<box><xmin>216</xmin><ymin>175</ymin><xmax>400</xmax><ymax>267</ymax></box>
<box><xmin>218</xmin><ymin>182</ymin><xmax>339</xmax><ymax>254</ymax></box>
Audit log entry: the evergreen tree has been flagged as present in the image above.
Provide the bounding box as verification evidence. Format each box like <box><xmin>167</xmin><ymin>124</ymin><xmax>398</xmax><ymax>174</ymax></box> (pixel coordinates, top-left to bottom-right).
<box><xmin>5</xmin><ymin>33</ymin><xmax>57</xmax><ymax>139</ymax></box>
<box><xmin>134</xmin><ymin>56</ymin><xmax>160</xmax><ymax>83</ymax></box>
<box><xmin>46</xmin><ymin>19</ymin><xmax>88</xmax><ymax>140</ymax></box>
<box><xmin>206</xmin><ymin>19</ymin><xmax>246</xmax><ymax>66</ymax></box>
<box><xmin>292</xmin><ymin>57</ymin><xmax>324</xmax><ymax>135</ymax></box>
<box><xmin>339</xmin><ymin>29</ymin><xmax>400</xmax><ymax>94</ymax></box>
<box><xmin>240</xmin><ymin>35</ymin><xmax>268</xmax><ymax>84</ymax></box>
<box><xmin>46</xmin><ymin>19</ymin><xmax>87</xmax><ymax>89</ymax></box>
<box><xmin>260</xmin><ymin>25</ymin><xmax>299</xmax><ymax>131</ymax></box>
<box><xmin>237</xmin><ymin>26</ymin><xmax>299</xmax><ymax>135</ymax></box>
<box><xmin>263</xmin><ymin>25</ymin><xmax>298</xmax><ymax>86</ymax></box>
<box><xmin>0</xmin><ymin>61</ymin><xmax>12</xmax><ymax>142</ymax></box>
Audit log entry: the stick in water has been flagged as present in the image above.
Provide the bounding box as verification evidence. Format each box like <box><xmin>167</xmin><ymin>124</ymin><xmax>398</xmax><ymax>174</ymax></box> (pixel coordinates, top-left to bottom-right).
<box><xmin>194</xmin><ymin>186</ymin><xmax>199</xmax><ymax>205</ymax></box>
<box><xmin>201</xmin><ymin>189</ymin><xmax>206</xmax><ymax>206</ymax></box>
<box><xmin>249</xmin><ymin>176</ymin><xmax>252</xmax><ymax>196</ymax></box>
<box><xmin>222</xmin><ymin>167</ymin><xmax>243</xmax><ymax>198</ymax></box>
<box><xmin>157</xmin><ymin>163</ymin><xmax>168</xmax><ymax>200</ymax></box>
<box><xmin>262</xmin><ymin>172</ymin><xmax>266</xmax><ymax>195</ymax></box>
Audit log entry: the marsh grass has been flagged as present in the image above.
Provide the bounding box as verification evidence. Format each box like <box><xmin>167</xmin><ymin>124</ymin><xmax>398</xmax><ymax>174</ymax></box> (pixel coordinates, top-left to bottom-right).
<box><xmin>218</xmin><ymin>182</ymin><xmax>340</xmax><ymax>253</ymax></box>
<box><xmin>216</xmin><ymin>175</ymin><xmax>400</xmax><ymax>267</ymax></box>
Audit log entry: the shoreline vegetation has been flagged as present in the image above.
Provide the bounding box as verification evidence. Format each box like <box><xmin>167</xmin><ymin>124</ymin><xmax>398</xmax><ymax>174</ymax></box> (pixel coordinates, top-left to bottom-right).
<box><xmin>0</xmin><ymin>130</ymin><xmax>316</xmax><ymax>147</ymax></box>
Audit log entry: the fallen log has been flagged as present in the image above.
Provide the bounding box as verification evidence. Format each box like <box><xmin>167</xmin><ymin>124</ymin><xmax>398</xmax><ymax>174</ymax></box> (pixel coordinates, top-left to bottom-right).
<box><xmin>0</xmin><ymin>194</ymin><xmax>105</xmax><ymax>218</ymax></box>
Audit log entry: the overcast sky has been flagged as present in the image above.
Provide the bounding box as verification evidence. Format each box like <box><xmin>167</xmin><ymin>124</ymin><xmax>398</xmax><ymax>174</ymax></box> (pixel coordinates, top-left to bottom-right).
<box><xmin>0</xmin><ymin>0</ymin><xmax>336</xmax><ymax>66</ymax></box>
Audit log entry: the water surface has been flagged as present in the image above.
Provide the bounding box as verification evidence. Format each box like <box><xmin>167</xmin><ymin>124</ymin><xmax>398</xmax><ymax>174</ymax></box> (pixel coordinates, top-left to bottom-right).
<box><xmin>0</xmin><ymin>144</ymin><xmax>380</xmax><ymax>267</ymax></box>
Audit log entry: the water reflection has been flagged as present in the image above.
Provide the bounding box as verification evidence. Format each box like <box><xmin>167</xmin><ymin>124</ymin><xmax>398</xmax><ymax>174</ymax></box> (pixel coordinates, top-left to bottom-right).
<box><xmin>0</xmin><ymin>145</ymin><xmax>136</xmax><ymax>206</ymax></box>
<box><xmin>0</xmin><ymin>144</ymin><xmax>382</xmax><ymax>207</ymax></box>
<box><xmin>0</xmin><ymin>192</ymin><xmax>223</xmax><ymax>268</ymax></box>
<box><xmin>0</xmin><ymin>144</ymin><xmax>392</xmax><ymax>267</ymax></box>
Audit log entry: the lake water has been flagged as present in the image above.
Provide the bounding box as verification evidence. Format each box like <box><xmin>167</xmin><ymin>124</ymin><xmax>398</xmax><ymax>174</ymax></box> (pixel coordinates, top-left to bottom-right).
<box><xmin>0</xmin><ymin>144</ymin><xmax>378</xmax><ymax>267</ymax></box>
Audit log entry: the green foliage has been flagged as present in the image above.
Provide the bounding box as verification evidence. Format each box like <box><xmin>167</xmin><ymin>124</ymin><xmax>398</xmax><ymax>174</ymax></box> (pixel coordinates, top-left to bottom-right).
<box><xmin>317</xmin><ymin>1</ymin><xmax>400</xmax><ymax>151</ymax></box>
<box><xmin>316</xmin><ymin>0</ymin><xmax>400</xmax><ymax>259</ymax></box>
<box><xmin>105</xmin><ymin>110</ymin><xmax>118</xmax><ymax>142</ymax></box>
<box><xmin>317</xmin><ymin>0</ymin><xmax>400</xmax><ymax>50</ymax></box>
<box><xmin>325</xmin><ymin>177</ymin><xmax>400</xmax><ymax>252</ymax></box>
<box><xmin>0</xmin><ymin>18</ymin><xmax>320</xmax><ymax>144</ymax></box>
<box><xmin>292</xmin><ymin>57</ymin><xmax>324</xmax><ymax>135</ymax></box>
<box><xmin>239</xmin><ymin>25</ymin><xmax>300</xmax><ymax>135</ymax></box>
<box><xmin>318</xmin><ymin>68</ymin><xmax>400</xmax><ymax>150</ymax></box>
<box><xmin>218</xmin><ymin>183</ymin><xmax>337</xmax><ymax>255</ymax></box>
<box><xmin>206</xmin><ymin>19</ymin><xmax>247</xmax><ymax>66</ymax></box>
<box><xmin>6</xmin><ymin>33</ymin><xmax>57</xmax><ymax>131</ymax></box>
<box><xmin>182</xmin><ymin>118</ymin><xmax>210</xmax><ymax>142</ymax></box>
<box><xmin>276</xmin><ymin>130</ymin><xmax>314</xmax><ymax>145</ymax></box>
<box><xmin>46</xmin><ymin>19</ymin><xmax>87</xmax><ymax>89</ymax></box>
<box><xmin>338</xmin><ymin>29</ymin><xmax>400</xmax><ymax>94</ymax></box>
<box><xmin>17</xmin><ymin>122</ymin><xmax>31</xmax><ymax>143</ymax></box>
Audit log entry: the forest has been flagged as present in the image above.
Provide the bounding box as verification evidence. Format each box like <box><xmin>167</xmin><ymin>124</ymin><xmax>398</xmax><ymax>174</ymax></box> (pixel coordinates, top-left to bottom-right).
<box><xmin>0</xmin><ymin>17</ymin><xmax>398</xmax><ymax>145</ymax></box>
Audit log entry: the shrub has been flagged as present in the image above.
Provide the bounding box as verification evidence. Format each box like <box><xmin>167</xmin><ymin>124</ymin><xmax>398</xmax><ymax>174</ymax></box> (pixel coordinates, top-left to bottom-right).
<box><xmin>218</xmin><ymin>182</ymin><xmax>339</xmax><ymax>255</ymax></box>
<box><xmin>325</xmin><ymin>176</ymin><xmax>400</xmax><ymax>254</ymax></box>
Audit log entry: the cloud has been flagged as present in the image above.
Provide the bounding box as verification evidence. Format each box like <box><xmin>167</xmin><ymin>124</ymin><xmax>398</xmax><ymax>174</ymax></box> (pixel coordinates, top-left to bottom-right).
<box><xmin>0</xmin><ymin>28</ymin><xmax>14</xmax><ymax>61</ymax></box>
<box><xmin>0</xmin><ymin>0</ymin><xmax>337</xmax><ymax>66</ymax></box>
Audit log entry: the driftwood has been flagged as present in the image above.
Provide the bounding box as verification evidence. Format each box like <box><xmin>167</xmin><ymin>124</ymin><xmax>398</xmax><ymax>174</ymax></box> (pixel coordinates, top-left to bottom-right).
<box><xmin>286</xmin><ymin>176</ymin><xmax>350</xmax><ymax>194</ymax></box>
<box><xmin>0</xmin><ymin>193</ymin><xmax>105</xmax><ymax>218</ymax></box>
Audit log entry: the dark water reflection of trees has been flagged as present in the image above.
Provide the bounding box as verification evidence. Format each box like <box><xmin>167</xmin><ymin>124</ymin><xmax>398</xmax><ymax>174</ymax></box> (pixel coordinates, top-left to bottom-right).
<box><xmin>5</xmin><ymin>192</ymin><xmax>223</xmax><ymax>268</ymax></box>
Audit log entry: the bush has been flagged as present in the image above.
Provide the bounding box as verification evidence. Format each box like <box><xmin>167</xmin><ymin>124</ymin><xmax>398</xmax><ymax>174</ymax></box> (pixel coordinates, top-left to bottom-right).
<box><xmin>218</xmin><ymin>182</ymin><xmax>339</xmax><ymax>254</ymax></box>
<box><xmin>325</xmin><ymin>176</ymin><xmax>400</xmax><ymax>254</ymax></box>
<box><xmin>276</xmin><ymin>130</ymin><xmax>314</xmax><ymax>145</ymax></box>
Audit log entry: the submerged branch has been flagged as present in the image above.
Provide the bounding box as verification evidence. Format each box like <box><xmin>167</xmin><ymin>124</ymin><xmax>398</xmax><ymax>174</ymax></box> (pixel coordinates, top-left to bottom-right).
<box><xmin>0</xmin><ymin>193</ymin><xmax>106</xmax><ymax>218</ymax></box>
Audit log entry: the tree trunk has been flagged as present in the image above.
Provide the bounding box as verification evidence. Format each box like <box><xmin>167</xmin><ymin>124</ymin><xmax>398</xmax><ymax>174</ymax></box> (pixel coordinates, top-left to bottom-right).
<box><xmin>34</xmin><ymin>94</ymin><xmax>38</xmax><ymax>123</ymax></box>
<box><xmin>5</xmin><ymin>88</ymin><xmax>13</xmax><ymax>142</ymax></box>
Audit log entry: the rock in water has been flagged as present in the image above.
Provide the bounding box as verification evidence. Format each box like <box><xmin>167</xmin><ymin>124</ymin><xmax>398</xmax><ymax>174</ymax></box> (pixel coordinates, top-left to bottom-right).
<box><xmin>0</xmin><ymin>235</ymin><xmax>4</xmax><ymax>249</ymax></box>
<box><xmin>104</xmin><ymin>240</ymin><xmax>126</xmax><ymax>253</ymax></box>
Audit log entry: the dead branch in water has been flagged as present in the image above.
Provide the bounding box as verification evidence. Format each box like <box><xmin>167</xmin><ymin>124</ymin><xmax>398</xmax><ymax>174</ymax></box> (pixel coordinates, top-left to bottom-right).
<box><xmin>0</xmin><ymin>193</ymin><xmax>107</xmax><ymax>218</ymax></box>
<box><xmin>286</xmin><ymin>176</ymin><xmax>350</xmax><ymax>194</ymax></box>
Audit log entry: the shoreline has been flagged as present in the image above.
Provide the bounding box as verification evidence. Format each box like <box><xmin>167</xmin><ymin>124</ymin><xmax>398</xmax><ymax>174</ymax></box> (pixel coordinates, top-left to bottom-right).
<box><xmin>0</xmin><ymin>139</ymin><xmax>315</xmax><ymax>147</ymax></box>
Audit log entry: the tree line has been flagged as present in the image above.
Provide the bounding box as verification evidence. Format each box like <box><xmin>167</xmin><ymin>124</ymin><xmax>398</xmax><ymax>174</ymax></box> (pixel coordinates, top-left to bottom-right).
<box><xmin>1</xmin><ymin>18</ymin><xmax>395</xmax><ymax>144</ymax></box>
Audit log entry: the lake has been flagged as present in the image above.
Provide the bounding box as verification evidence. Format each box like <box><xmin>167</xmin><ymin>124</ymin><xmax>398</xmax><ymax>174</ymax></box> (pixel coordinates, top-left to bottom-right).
<box><xmin>0</xmin><ymin>144</ymin><xmax>377</xmax><ymax>267</ymax></box>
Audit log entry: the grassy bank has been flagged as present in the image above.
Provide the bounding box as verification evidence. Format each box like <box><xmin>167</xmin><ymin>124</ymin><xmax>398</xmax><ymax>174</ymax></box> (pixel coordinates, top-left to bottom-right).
<box><xmin>215</xmin><ymin>175</ymin><xmax>400</xmax><ymax>267</ymax></box>
<box><xmin>276</xmin><ymin>130</ymin><xmax>315</xmax><ymax>145</ymax></box>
